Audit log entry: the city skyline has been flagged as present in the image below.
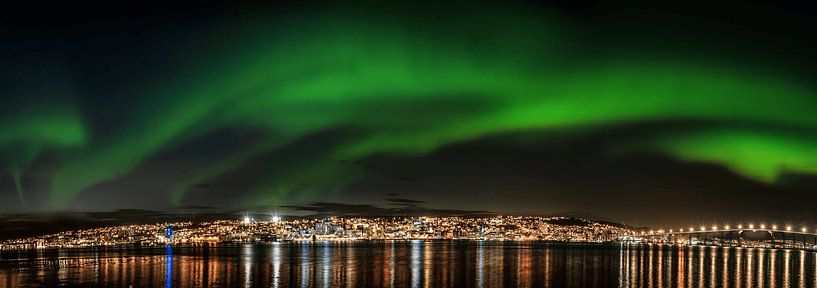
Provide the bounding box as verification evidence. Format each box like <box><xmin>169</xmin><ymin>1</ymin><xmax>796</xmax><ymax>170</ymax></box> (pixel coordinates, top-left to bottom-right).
<box><xmin>0</xmin><ymin>215</ymin><xmax>630</xmax><ymax>250</ymax></box>
<box><xmin>4</xmin><ymin>214</ymin><xmax>815</xmax><ymax>252</ymax></box>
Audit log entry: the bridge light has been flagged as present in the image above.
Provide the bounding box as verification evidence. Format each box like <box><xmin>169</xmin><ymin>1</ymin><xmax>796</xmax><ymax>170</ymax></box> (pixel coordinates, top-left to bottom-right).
<box><xmin>738</xmin><ymin>224</ymin><xmax>743</xmax><ymax>229</ymax></box>
<box><xmin>802</xmin><ymin>227</ymin><xmax>807</xmax><ymax>233</ymax></box>
<box><xmin>772</xmin><ymin>225</ymin><xmax>777</xmax><ymax>230</ymax></box>
<box><xmin>760</xmin><ymin>224</ymin><xmax>766</xmax><ymax>229</ymax></box>
<box><xmin>650</xmin><ymin>230</ymin><xmax>654</xmax><ymax>234</ymax></box>
<box><xmin>712</xmin><ymin>225</ymin><xmax>717</xmax><ymax>230</ymax></box>
<box><xmin>749</xmin><ymin>224</ymin><xmax>754</xmax><ymax>229</ymax></box>
<box><xmin>690</xmin><ymin>227</ymin><xmax>694</xmax><ymax>232</ymax></box>
<box><xmin>786</xmin><ymin>226</ymin><xmax>792</xmax><ymax>231</ymax></box>
<box><xmin>669</xmin><ymin>229</ymin><xmax>673</xmax><ymax>233</ymax></box>
<box><xmin>679</xmin><ymin>228</ymin><xmax>684</xmax><ymax>232</ymax></box>
<box><xmin>700</xmin><ymin>226</ymin><xmax>706</xmax><ymax>231</ymax></box>
<box><xmin>725</xmin><ymin>225</ymin><xmax>730</xmax><ymax>229</ymax></box>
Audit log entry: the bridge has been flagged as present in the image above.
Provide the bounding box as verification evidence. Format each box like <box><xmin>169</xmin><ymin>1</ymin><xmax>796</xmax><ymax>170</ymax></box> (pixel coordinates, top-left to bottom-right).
<box><xmin>620</xmin><ymin>224</ymin><xmax>817</xmax><ymax>251</ymax></box>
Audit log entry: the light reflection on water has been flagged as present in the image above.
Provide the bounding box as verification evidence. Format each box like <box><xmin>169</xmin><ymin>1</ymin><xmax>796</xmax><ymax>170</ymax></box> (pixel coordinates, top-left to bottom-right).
<box><xmin>1</xmin><ymin>242</ymin><xmax>816</xmax><ymax>287</ymax></box>
<box><xmin>165</xmin><ymin>244</ymin><xmax>172</xmax><ymax>288</ymax></box>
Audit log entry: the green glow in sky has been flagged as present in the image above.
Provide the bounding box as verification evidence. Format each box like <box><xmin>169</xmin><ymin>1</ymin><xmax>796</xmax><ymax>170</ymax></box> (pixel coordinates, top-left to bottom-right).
<box><xmin>1</xmin><ymin>105</ymin><xmax>87</xmax><ymax>207</ymax></box>
<box><xmin>650</xmin><ymin>131</ymin><xmax>817</xmax><ymax>183</ymax></box>
<box><xmin>2</xmin><ymin>9</ymin><xmax>816</xmax><ymax>209</ymax></box>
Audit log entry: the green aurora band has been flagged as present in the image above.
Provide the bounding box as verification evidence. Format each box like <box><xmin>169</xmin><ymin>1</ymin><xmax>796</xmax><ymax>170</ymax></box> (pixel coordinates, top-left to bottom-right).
<box><xmin>648</xmin><ymin>131</ymin><xmax>817</xmax><ymax>183</ymax></box>
<box><xmin>2</xmin><ymin>9</ymin><xmax>816</xmax><ymax>209</ymax></box>
<box><xmin>1</xmin><ymin>105</ymin><xmax>87</xmax><ymax>208</ymax></box>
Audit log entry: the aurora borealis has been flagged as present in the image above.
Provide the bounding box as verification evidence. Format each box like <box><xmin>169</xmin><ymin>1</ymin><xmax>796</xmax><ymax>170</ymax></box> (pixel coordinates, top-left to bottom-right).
<box><xmin>1</xmin><ymin>1</ymin><xmax>816</xmax><ymax>225</ymax></box>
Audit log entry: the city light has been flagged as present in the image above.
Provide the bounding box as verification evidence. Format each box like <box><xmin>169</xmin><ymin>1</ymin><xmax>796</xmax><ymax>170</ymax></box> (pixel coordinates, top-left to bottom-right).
<box><xmin>760</xmin><ymin>224</ymin><xmax>766</xmax><ymax>229</ymax></box>
<box><xmin>738</xmin><ymin>224</ymin><xmax>742</xmax><ymax>229</ymax></box>
<box><xmin>1</xmin><ymin>216</ymin><xmax>634</xmax><ymax>251</ymax></box>
<box><xmin>5</xmin><ymin>215</ymin><xmax>817</xmax><ymax>253</ymax></box>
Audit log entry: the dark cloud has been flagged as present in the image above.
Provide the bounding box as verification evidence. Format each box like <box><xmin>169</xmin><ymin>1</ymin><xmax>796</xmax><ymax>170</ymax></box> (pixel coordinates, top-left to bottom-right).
<box><xmin>386</xmin><ymin>198</ymin><xmax>428</xmax><ymax>204</ymax></box>
<box><xmin>283</xmin><ymin>202</ymin><xmax>492</xmax><ymax>217</ymax></box>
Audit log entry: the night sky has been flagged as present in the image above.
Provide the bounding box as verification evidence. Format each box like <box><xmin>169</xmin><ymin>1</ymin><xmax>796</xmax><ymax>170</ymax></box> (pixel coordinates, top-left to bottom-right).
<box><xmin>2</xmin><ymin>1</ymin><xmax>816</xmax><ymax>227</ymax></box>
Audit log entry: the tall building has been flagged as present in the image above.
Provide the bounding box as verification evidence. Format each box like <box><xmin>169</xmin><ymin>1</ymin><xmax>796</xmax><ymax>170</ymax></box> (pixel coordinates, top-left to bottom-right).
<box><xmin>315</xmin><ymin>220</ymin><xmax>336</xmax><ymax>235</ymax></box>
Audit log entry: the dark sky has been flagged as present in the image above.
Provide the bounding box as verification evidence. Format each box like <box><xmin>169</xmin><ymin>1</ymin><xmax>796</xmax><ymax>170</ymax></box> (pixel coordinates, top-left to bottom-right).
<box><xmin>1</xmin><ymin>0</ymin><xmax>816</xmax><ymax>227</ymax></box>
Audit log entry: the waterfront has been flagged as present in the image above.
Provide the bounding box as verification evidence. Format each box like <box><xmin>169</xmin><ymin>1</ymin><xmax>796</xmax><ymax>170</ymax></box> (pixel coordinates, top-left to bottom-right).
<box><xmin>1</xmin><ymin>242</ymin><xmax>816</xmax><ymax>287</ymax></box>
<box><xmin>0</xmin><ymin>216</ymin><xmax>628</xmax><ymax>250</ymax></box>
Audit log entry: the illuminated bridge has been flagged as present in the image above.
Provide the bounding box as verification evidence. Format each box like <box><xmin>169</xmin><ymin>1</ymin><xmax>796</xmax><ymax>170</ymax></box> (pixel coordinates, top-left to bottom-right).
<box><xmin>620</xmin><ymin>224</ymin><xmax>817</xmax><ymax>251</ymax></box>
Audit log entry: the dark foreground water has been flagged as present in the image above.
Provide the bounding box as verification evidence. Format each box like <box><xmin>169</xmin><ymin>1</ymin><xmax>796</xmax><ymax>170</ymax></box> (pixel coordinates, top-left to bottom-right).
<box><xmin>1</xmin><ymin>241</ymin><xmax>816</xmax><ymax>287</ymax></box>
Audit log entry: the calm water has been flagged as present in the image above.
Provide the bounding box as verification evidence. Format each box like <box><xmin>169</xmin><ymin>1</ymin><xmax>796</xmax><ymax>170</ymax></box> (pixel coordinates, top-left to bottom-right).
<box><xmin>1</xmin><ymin>242</ymin><xmax>816</xmax><ymax>287</ymax></box>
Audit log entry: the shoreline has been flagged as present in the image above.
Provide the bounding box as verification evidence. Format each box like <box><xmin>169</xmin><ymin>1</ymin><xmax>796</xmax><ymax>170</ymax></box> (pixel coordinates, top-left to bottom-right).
<box><xmin>3</xmin><ymin>240</ymin><xmax>817</xmax><ymax>254</ymax></box>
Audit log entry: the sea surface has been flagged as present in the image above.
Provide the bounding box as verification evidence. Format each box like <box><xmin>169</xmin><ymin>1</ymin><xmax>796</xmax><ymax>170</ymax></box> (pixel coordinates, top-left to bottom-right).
<box><xmin>1</xmin><ymin>241</ymin><xmax>816</xmax><ymax>287</ymax></box>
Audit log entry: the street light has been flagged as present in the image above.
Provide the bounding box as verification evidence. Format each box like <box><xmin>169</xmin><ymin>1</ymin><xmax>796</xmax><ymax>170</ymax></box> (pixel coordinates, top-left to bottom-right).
<box><xmin>787</xmin><ymin>226</ymin><xmax>792</xmax><ymax>231</ymax></box>
<box><xmin>760</xmin><ymin>224</ymin><xmax>766</xmax><ymax>229</ymax></box>
<box><xmin>725</xmin><ymin>225</ymin><xmax>730</xmax><ymax>230</ymax></box>
<box><xmin>700</xmin><ymin>226</ymin><xmax>706</xmax><ymax>231</ymax></box>
<box><xmin>738</xmin><ymin>224</ymin><xmax>743</xmax><ymax>229</ymax></box>
<box><xmin>749</xmin><ymin>224</ymin><xmax>754</xmax><ymax>229</ymax></box>
<box><xmin>772</xmin><ymin>225</ymin><xmax>778</xmax><ymax>230</ymax></box>
<box><xmin>802</xmin><ymin>227</ymin><xmax>807</xmax><ymax>233</ymax></box>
